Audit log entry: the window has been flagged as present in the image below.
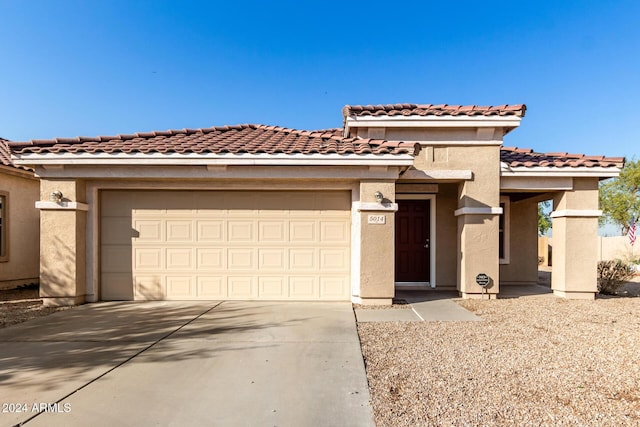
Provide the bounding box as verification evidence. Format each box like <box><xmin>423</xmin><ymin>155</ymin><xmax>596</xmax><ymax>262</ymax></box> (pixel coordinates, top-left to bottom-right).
<box><xmin>499</xmin><ymin>196</ymin><xmax>510</xmax><ymax>264</ymax></box>
<box><xmin>0</xmin><ymin>193</ymin><xmax>6</xmax><ymax>261</ymax></box>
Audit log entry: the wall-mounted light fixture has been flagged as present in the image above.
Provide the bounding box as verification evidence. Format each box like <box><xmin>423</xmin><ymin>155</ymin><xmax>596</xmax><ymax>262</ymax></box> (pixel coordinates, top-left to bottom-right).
<box><xmin>374</xmin><ymin>191</ymin><xmax>383</xmax><ymax>203</ymax></box>
<box><xmin>49</xmin><ymin>191</ymin><xmax>63</xmax><ymax>203</ymax></box>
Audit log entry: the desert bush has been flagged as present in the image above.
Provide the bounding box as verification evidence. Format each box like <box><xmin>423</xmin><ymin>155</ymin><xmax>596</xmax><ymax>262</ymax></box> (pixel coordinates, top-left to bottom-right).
<box><xmin>597</xmin><ymin>260</ymin><xmax>635</xmax><ymax>294</ymax></box>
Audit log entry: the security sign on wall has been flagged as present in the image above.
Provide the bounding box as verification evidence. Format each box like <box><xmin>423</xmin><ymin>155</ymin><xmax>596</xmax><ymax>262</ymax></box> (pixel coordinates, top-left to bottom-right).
<box><xmin>475</xmin><ymin>273</ymin><xmax>490</xmax><ymax>288</ymax></box>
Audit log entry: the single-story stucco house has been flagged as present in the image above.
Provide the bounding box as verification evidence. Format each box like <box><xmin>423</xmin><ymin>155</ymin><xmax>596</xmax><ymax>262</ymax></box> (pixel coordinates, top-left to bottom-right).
<box><xmin>0</xmin><ymin>138</ymin><xmax>40</xmax><ymax>289</ymax></box>
<box><xmin>8</xmin><ymin>103</ymin><xmax>625</xmax><ymax>306</ymax></box>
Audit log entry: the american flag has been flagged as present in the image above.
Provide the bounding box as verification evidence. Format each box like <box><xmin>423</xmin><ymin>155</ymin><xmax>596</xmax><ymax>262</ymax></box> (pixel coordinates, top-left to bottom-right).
<box><xmin>629</xmin><ymin>217</ymin><xmax>637</xmax><ymax>246</ymax></box>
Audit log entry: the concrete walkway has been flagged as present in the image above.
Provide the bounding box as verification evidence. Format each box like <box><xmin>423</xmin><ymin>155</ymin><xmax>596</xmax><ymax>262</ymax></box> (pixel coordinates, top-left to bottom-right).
<box><xmin>0</xmin><ymin>301</ymin><xmax>373</xmax><ymax>427</ymax></box>
<box><xmin>355</xmin><ymin>291</ymin><xmax>482</xmax><ymax>322</ymax></box>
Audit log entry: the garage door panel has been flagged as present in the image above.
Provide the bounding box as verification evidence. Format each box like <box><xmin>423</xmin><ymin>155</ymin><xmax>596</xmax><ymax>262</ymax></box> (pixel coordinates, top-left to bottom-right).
<box><xmin>321</xmin><ymin>221</ymin><xmax>349</xmax><ymax>242</ymax></box>
<box><xmin>102</xmin><ymin>273</ymin><xmax>134</xmax><ymax>300</ymax></box>
<box><xmin>228</xmin><ymin>221</ymin><xmax>254</xmax><ymax>241</ymax></box>
<box><xmin>102</xmin><ymin>191</ymin><xmax>134</xmax><ymax>216</ymax></box>
<box><xmin>228</xmin><ymin>276</ymin><xmax>257</xmax><ymax>298</ymax></box>
<box><xmin>290</xmin><ymin>222</ymin><xmax>316</xmax><ymax>242</ymax></box>
<box><xmin>259</xmin><ymin>277</ymin><xmax>287</xmax><ymax>298</ymax></box>
<box><xmin>135</xmin><ymin>220</ymin><xmax>163</xmax><ymax>242</ymax></box>
<box><xmin>259</xmin><ymin>249</ymin><xmax>286</xmax><ymax>270</ymax></box>
<box><xmin>166</xmin><ymin>220</ymin><xmax>192</xmax><ymax>241</ymax></box>
<box><xmin>228</xmin><ymin>249</ymin><xmax>255</xmax><ymax>269</ymax></box>
<box><xmin>101</xmin><ymin>190</ymin><xmax>350</xmax><ymax>301</ymax></box>
<box><xmin>320</xmin><ymin>249</ymin><xmax>349</xmax><ymax>271</ymax></box>
<box><xmin>166</xmin><ymin>276</ymin><xmax>195</xmax><ymax>298</ymax></box>
<box><xmin>197</xmin><ymin>276</ymin><xmax>226</xmax><ymax>298</ymax></box>
<box><xmin>102</xmin><ymin>246</ymin><xmax>132</xmax><ymax>273</ymax></box>
<box><xmin>259</xmin><ymin>221</ymin><xmax>287</xmax><ymax>241</ymax></box>
<box><xmin>197</xmin><ymin>248</ymin><xmax>224</xmax><ymax>270</ymax></box>
<box><xmin>135</xmin><ymin>275</ymin><xmax>164</xmax><ymax>299</ymax></box>
<box><xmin>197</xmin><ymin>220</ymin><xmax>224</xmax><ymax>241</ymax></box>
<box><xmin>101</xmin><ymin>218</ymin><xmax>133</xmax><ymax>245</ymax></box>
<box><xmin>166</xmin><ymin>248</ymin><xmax>194</xmax><ymax>269</ymax></box>
<box><xmin>290</xmin><ymin>277</ymin><xmax>318</xmax><ymax>298</ymax></box>
<box><xmin>290</xmin><ymin>249</ymin><xmax>316</xmax><ymax>271</ymax></box>
<box><xmin>320</xmin><ymin>277</ymin><xmax>349</xmax><ymax>299</ymax></box>
<box><xmin>135</xmin><ymin>248</ymin><xmax>163</xmax><ymax>270</ymax></box>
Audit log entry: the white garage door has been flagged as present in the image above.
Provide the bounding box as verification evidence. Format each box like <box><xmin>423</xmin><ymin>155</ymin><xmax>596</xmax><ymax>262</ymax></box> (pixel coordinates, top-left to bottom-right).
<box><xmin>100</xmin><ymin>190</ymin><xmax>351</xmax><ymax>301</ymax></box>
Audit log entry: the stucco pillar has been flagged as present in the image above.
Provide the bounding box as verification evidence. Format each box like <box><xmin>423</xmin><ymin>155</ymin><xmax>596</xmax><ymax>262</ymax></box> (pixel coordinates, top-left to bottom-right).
<box><xmin>37</xmin><ymin>179</ymin><xmax>88</xmax><ymax>306</ymax></box>
<box><xmin>551</xmin><ymin>178</ymin><xmax>600</xmax><ymax>299</ymax></box>
<box><xmin>355</xmin><ymin>180</ymin><xmax>396</xmax><ymax>305</ymax></box>
<box><xmin>455</xmin><ymin>146</ymin><xmax>502</xmax><ymax>299</ymax></box>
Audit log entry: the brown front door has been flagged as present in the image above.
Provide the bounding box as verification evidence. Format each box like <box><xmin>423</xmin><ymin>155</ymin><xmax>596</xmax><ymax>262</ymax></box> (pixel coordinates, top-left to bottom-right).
<box><xmin>395</xmin><ymin>199</ymin><xmax>431</xmax><ymax>282</ymax></box>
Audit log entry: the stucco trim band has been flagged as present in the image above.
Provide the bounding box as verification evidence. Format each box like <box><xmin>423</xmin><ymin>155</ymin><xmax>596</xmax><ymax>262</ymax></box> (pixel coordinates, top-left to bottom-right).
<box><xmin>35</xmin><ymin>201</ymin><xmax>89</xmax><ymax>211</ymax></box>
<box><xmin>355</xmin><ymin>202</ymin><xmax>399</xmax><ymax>212</ymax></box>
<box><xmin>454</xmin><ymin>207</ymin><xmax>503</xmax><ymax>216</ymax></box>
<box><xmin>400</xmin><ymin>169</ymin><xmax>473</xmax><ymax>181</ymax></box>
<box><xmin>550</xmin><ymin>209</ymin><xmax>602</xmax><ymax>218</ymax></box>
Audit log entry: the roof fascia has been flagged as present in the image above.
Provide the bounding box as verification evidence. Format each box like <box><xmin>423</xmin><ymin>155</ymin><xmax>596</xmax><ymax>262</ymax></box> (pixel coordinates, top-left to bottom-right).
<box><xmin>33</xmin><ymin>164</ymin><xmax>407</xmax><ymax>180</ymax></box>
<box><xmin>13</xmin><ymin>152</ymin><xmax>415</xmax><ymax>167</ymax></box>
<box><xmin>345</xmin><ymin>115</ymin><xmax>522</xmax><ymax>133</ymax></box>
<box><xmin>0</xmin><ymin>164</ymin><xmax>37</xmax><ymax>180</ymax></box>
<box><xmin>501</xmin><ymin>164</ymin><xmax>622</xmax><ymax>178</ymax></box>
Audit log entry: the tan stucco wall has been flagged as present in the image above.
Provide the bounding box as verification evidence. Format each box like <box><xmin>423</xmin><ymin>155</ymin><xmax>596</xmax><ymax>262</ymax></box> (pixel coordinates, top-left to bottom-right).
<box><xmin>551</xmin><ymin>178</ymin><xmax>600</xmax><ymax>299</ymax></box>
<box><xmin>500</xmin><ymin>198</ymin><xmax>539</xmax><ymax>284</ymax></box>
<box><xmin>433</xmin><ymin>184</ymin><xmax>458</xmax><ymax>288</ymax></box>
<box><xmin>0</xmin><ymin>170</ymin><xmax>40</xmax><ymax>289</ymax></box>
<box><xmin>412</xmin><ymin>144</ymin><xmax>502</xmax><ymax>297</ymax></box>
<box><xmin>39</xmin><ymin>179</ymin><xmax>87</xmax><ymax>305</ymax></box>
<box><xmin>358</xmin><ymin>180</ymin><xmax>395</xmax><ymax>303</ymax></box>
<box><xmin>598</xmin><ymin>236</ymin><xmax>639</xmax><ymax>261</ymax></box>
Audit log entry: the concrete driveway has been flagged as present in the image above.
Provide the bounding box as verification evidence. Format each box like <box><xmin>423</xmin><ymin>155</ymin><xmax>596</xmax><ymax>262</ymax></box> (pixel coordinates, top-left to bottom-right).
<box><xmin>0</xmin><ymin>301</ymin><xmax>373</xmax><ymax>427</ymax></box>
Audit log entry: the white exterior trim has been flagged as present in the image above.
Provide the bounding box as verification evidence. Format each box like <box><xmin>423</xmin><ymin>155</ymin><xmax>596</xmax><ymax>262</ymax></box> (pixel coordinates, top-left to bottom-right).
<box><xmin>345</xmin><ymin>115</ymin><xmax>522</xmax><ymax>129</ymax></box>
<box><xmin>35</xmin><ymin>201</ymin><xmax>89</xmax><ymax>211</ymax></box>
<box><xmin>454</xmin><ymin>207</ymin><xmax>503</xmax><ymax>216</ymax></box>
<box><xmin>499</xmin><ymin>196</ymin><xmax>510</xmax><ymax>265</ymax></box>
<box><xmin>13</xmin><ymin>152</ymin><xmax>415</xmax><ymax>166</ymax></box>
<box><xmin>501</xmin><ymin>164</ymin><xmax>622</xmax><ymax>178</ymax></box>
<box><xmin>500</xmin><ymin>176</ymin><xmax>574</xmax><ymax>191</ymax></box>
<box><xmin>33</xmin><ymin>165</ymin><xmax>405</xmax><ymax>180</ymax></box>
<box><xmin>350</xmin><ymin>186</ymin><xmax>361</xmax><ymax>301</ymax></box>
<box><xmin>550</xmin><ymin>209</ymin><xmax>602</xmax><ymax>218</ymax></box>
<box><xmin>355</xmin><ymin>202</ymin><xmax>399</xmax><ymax>212</ymax></box>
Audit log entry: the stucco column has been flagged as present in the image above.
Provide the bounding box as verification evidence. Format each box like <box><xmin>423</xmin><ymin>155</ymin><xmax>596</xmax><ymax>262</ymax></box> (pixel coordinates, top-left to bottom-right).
<box><xmin>355</xmin><ymin>180</ymin><xmax>396</xmax><ymax>305</ymax></box>
<box><xmin>551</xmin><ymin>178</ymin><xmax>600</xmax><ymax>299</ymax></box>
<box><xmin>37</xmin><ymin>179</ymin><xmax>88</xmax><ymax>306</ymax></box>
<box><xmin>454</xmin><ymin>146</ymin><xmax>502</xmax><ymax>299</ymax></box>
<box><xmin>456</xmin><ymin>209</ymin><xmax>501</xmax><ymax>298</ymax></box>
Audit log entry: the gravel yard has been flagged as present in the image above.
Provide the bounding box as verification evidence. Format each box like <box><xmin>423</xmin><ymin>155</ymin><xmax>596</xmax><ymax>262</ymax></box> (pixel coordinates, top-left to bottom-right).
<box><xmin>358</xmin><ymin>295</ymin><xmax>640</xmax><ymax>426</ymax></box>
<box><xmin>0</xmin><ymin>286</ymin><xmax>69</xmax><ymax>328</ymax></box>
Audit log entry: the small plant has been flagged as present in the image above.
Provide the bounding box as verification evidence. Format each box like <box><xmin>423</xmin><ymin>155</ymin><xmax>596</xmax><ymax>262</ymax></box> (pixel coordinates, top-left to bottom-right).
<box><xmin>597</xmin><ymin>260</ymin><xmax>635</xmax><ymax>294</ymax></box>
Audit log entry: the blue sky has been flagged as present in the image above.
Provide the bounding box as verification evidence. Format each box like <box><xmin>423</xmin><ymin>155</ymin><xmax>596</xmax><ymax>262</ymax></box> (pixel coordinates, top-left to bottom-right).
<box><xmin>1</xmin><ymin>1</ymin><xmax>638</xmax><ymax>160</ymax></box>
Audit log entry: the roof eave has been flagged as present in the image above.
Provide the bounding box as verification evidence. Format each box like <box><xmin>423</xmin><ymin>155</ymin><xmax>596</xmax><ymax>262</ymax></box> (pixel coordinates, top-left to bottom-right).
<box><xmin>12</xmin><ymin>152</ymin><xmax>415</xmax><ymax>167</ymax></box>
<box><xmin>344</xmin><ymin>115</ymin><xmax>522</xmax><ymax>137</ymax></box>
<box><xmin>500</xmin><ymin>164</ymin><xmax>622</xmax><ymax>178</ymax></box>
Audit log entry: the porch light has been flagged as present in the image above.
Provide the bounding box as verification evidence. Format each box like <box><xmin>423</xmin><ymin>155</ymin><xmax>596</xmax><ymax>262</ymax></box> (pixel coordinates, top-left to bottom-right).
<box><xmin>49</xmin><ymin>191</ymin><xmax>63</xmax><ymax>203</ymax></box>
<box><xmin>374</xmin><ymin>191</ymin><xmax>383</xmax><ymax>203</ymax></box>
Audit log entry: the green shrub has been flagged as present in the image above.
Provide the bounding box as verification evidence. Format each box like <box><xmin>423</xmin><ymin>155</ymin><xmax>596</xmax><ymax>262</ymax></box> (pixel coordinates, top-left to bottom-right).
<box><xmin>597</xmin><ymin>260</ymin><xmax>635</xmax><ymax>294</ymax></box>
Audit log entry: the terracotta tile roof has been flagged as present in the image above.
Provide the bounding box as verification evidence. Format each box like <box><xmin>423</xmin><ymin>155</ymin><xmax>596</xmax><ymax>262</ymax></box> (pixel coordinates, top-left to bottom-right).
<box><xmin>9</xmin><ymin>124</ymin><xmax>417</xmax><ymax>157</ymax></box>
<box><xmin>343</xmin><ymin>103</ymin><xmax>526</xmax><ymax>118</ymax></box>
<box><xmin>501</xmin><ymin>147</ymin><xmax>625</xmax><ymax>168</ymax></box>
<box><xmin>0</xmin><ymin>138</ymin><xmax>12</xmax><ymax>167</ymax></box>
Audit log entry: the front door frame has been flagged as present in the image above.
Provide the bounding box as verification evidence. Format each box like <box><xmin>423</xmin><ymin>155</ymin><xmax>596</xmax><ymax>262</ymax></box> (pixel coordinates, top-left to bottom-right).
<box><xmin>395</xmin><ymin>194</ymin><xmax>436</xmax><ymax>288</ymax></box>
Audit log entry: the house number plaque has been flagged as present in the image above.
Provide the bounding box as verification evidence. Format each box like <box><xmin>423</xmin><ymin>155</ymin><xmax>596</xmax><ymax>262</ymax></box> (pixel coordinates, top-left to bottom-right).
<box><xmin>367</xmin><ymin>215</ymin><xmax>386</xmax><ymax>225</ymax></box>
